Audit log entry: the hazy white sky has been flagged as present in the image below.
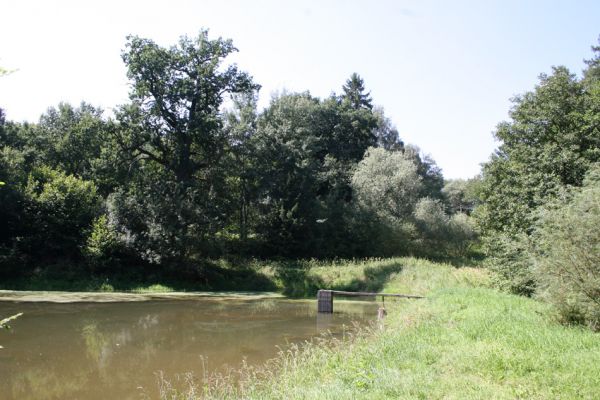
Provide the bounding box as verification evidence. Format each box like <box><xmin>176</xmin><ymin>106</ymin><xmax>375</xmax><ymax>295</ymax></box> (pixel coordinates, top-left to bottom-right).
<box><xmin>1</xmin><ymin>0</ymin><xmax>599</xmax><ymax>178</ymax></box>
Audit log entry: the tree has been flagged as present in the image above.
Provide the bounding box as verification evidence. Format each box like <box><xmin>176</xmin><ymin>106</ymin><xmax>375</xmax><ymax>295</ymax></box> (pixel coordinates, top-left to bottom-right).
<box><xmin>0</xmin><ymin>64</ymin><xmax>12</xmax><ymax>152</ymax></box>
<box><xmin>350</xmin><ymin>147</ymin><xmax>422</xmax><ymax>256</ymax></box>
<box><xmin>222</xmin><ymin>92</ymin><xmax>259</xmax><ymax>243</ymax></box>
<box><xmin>479</xmin><ymin>66</ymin><xmax>598</xmax><ymax>237</ymax></box>
<box><xmin>373</xmin><ymin>106</ymin><xmax>404</xmax><ymax>151</ymax></box>
<box><xmin>583</xmin><ymin>36</ymin><xmax>600</xmax><ymax>84</ymax></box>
<box><xmin>251</xmin><ymin>86</ymin><xmax>379</xmax><ymax>257</ymax></box>
<box><xmin>402</xmin><ymin>145</ymin><xmax>445</xmax><ymax>200</ymax></box>
<box><xmin>329</xmin><ymin>74</ymin><xmax>379</xmax><ymax>162</ymax></box>
<box><xmin>413</xmin><ymin>197</ymin><xmax>477</xmax><ymax>258</ymax></box>
<box><xmin>477</xmin><ymin>45</ymin><xmax>600</xmax><ymax>294</ymax></box>
<box><xmin>351</xmin><ymin>147</ymin><xmax>423</xmax><ymax>221</ymax></box>
<box><xmin>252</xmin><ymin>92</ymin><xmax>325</xmax><ymax>255</ymax></box>
<box><xmin>342</xmin><ymin>73</ymin><xmax>372</xmax><ymax>110</ymax></box>
<box><xmin>33</xmin><ymin>103</ymin><xmax>122</xmax><ymax>193</ymax></box>
<box><xmin>112</xmin><ymin>30</ymin><xmax>259</xmax><ymax>261</ymax></box>
<box><xmin>116</xmin><ymin>30</ymin><xmax>259</xmax><ymax>185</ymax></box>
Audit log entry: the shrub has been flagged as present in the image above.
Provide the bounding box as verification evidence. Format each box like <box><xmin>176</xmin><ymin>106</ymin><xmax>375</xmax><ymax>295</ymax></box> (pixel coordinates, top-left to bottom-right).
<box><xmin>484</xmin><ymin>233</ymin><xmax>535</xmax><ymax>296</ymax></box>
<box><xmin>413</xmin><ymin>198</ymin><xmax>478</xmax><ymax>258</ymax></box>
<box><xmin>412</xmin><ymin>198</ymin><xmax>448</xmax><ymax>257</ymax></box>
<box><xmin>84</xmin><ymin>214</ymin><xmax>128</xmax><ymax>270</ymax></box>
<box><xmin>447</xmin><ymin>213</ymin><xmax>478</xmax><ymax>257</ymax></box>
<box><xmin>532</xmin><ymin>165</ymin><xmax>600</xmax><ymax>330</ymax></box>
<box><xmin>23</xmin><ymin>167</ymin><xmax>101</xmax><ymax>258</ymax></box>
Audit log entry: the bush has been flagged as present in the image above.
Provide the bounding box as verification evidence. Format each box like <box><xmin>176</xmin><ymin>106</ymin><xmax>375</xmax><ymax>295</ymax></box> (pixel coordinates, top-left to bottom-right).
<box><xmin>447</xmin><ymin>213</ymin><xmax>478</xmax><ymax>257</ymax></box>
<box><xmin>413</xmin><ymin>198</ymin><xmax>478</xmax><ymax>259</ymax></box>
<box><xmin>532</xmin><ymin>166</ymin><xmax>600</xmax><ymax>330</ymax></box>
<box><xmin>84</xmin><ymin>214</ymin><xmax>131</xmax><ymax>271</ymax></box>
<box><xmin>413</xmin><ymin>198</ymin><xmax>448</xmax><ymax>257</ymax></box>
<box><xmin>484</xmin><ymin>233</ymin><xmax>535</xmax><ymax>296</ymax></box>
<box><xmin>23</xmin><ymin>167</ymin><xmax>101</xmax><ymax>258</ymax></box>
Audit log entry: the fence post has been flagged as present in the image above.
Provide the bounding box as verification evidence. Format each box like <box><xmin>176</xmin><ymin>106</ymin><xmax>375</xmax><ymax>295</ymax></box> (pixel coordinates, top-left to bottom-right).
<box><xmin>317</xmin><ymin>290</ymin><xmax>333</xmax><ymax>313</ymax></box>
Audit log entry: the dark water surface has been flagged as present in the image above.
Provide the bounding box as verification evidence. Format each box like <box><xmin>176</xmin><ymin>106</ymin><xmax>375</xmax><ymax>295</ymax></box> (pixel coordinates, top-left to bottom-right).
<box><xmin>0</xmin><ymin>295</ymin><xmax>377</xmax><ymax>399</ymax></box>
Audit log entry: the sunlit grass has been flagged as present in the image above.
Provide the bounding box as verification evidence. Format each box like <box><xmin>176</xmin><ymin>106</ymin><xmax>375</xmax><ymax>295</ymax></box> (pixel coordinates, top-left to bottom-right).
<box><xmin>130</xmin><ymin>284</ymin><xmax>175</xmax><ymax>293</ymax></box>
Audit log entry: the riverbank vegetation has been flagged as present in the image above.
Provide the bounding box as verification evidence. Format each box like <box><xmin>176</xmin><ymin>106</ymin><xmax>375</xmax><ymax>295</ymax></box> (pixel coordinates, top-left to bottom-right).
<box><xmin>475</xmin><ymin>42</ymin><xmax>600</xmax><ymax>329</ymax></box>
<box><xmin>0</xmin><ymin>257</ymin><xmax>454</xmax><ymax>298</ymax></box>
<box><xmin>159</xmin><ymin>260</ymin><xmax>600</xmax><ymax>399</ymax></box>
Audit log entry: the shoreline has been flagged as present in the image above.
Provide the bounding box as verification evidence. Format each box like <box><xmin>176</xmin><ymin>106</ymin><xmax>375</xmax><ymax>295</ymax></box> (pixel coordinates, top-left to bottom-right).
<box><xmin>0</xmin><ymin>290</ymin><xmax>285</xmax><ymax>303</ymax></box>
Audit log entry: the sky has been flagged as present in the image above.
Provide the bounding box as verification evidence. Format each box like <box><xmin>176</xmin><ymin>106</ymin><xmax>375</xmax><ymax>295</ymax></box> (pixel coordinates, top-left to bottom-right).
<box><xmin>0</xmin><ymin>0</ymin><xmax>599</xmax><ymax>179</ymax></box>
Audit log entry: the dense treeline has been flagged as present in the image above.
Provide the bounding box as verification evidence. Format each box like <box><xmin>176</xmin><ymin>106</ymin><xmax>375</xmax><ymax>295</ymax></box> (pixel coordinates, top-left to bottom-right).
<box><xmin>477</xmin><ymin>40</ymin><xmax>600</xmax><ymax>329</ymax></box>
<box><xmin>0</xmin><ymin>31</ymin><xmax>476</xmax><ymax>282</ymax></box>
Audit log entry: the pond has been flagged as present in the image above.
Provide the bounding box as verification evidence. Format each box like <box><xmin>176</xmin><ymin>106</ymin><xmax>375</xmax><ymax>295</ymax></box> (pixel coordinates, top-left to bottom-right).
<box><xmin>0</xmin><ymin>293</ymin><xmax>378</xmax><ymax>399</ymax></box>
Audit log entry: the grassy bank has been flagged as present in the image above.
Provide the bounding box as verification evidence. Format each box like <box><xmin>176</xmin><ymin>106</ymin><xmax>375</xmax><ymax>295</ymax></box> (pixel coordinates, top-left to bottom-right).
<box><xmin>161</xmin><ymin>259</ymin><xmax>600</xmax><ymax>399</ymax></box>
<box><xmin>0</xmin><ymin>257</ymin><xmax>432</xmax><ymax>296</ymax></box>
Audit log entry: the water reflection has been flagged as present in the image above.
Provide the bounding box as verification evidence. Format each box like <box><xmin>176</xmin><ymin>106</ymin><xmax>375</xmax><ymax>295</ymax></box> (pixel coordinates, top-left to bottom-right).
<box><xmin>0</xmin><ymin>298</ymin><xmax>376</xmax><ymax>400</ymax></box>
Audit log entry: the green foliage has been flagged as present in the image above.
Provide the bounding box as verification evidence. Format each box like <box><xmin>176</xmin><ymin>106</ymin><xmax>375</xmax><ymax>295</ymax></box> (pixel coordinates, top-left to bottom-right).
<box><xmin>402</xmin><ymin>145</ymin><xmax>445</xmax><ymax>200</ymax></box>
<box><xmin>479</xmin><ymin>66</ymin><xmax>599</xmax><ymax>236</ymax></box>
<box><xmin>350</xmin><ymin>147</ymin><xmax>423</xmax><ymax>256</ymax></box>
<box><xmin>112</xmin><ymin>30</ymin><xmax>259</xmax><ymax>262</ymax></box>
<box><xmin>442</xmin><ymin>177</ymin><xmax>480</xmax><ymax>214</ymax></box>
<box><xmin>252</xmin><ymin>92</ymin><xmax>324</xmax><ymax>255</ymax></box>
<box><xmin>222</xmin><ymin>92</ymin><xmax>260</xmax><ymax>244</ymax></box>
<box><xmin>251</xmin><ymin>85</ymin><xmax>379</xmax><ymax>257</ymax></box>
<box><xmin>413</xmin><ymin>198</ymin><xmax>478</xmax><ymax>258</ymax></box>
<box><xmin>342</xmin><ymin>72</ymin><xmax>373</xmax><ymax>110</ymax></box>
<box><xmin>35</xmin><ymin>103</ymin><xmax>108</xmax><ymax>178</ymax></box>
<box><xmin>413</xmin><ymin>198</ymin><xmax>448</xmax><ymax>238</ymax></box>
<box><xmin>23</xmin><ymin>167</ymin><xmax>101</xmax><ymax>258</ymax></box>
<box><xmin>84</xmin><ymin>214</ymin><xmax>128</xmax><ymax>271</ymax></box>
<box><xmin>372</xmin><ymin>106</ymin><xmax>404</xmax><ymax>151</ymax></box>
<box><xmin>117</xmin><ymin>30</ymin><xmax>258</xmax><ymax>185</ymax></box>
<box><xmin>0</xmin><ymin>29</ymin><xmax>480</xmax><ymax>280</ymax></box>
<box><xmin>478</xmin><ymin>42</ymin><xmax>600</xmax><ymax>295</ymax></box>
<box><xmin>107</xmin><ymin>178</ymin><xmax>210</xmax><ymax>263</ymax></box>
<box><xmin>0</xmin><ymin>103</ymin><xmax>121</xmax><ymax>195</ymax></box>
<box><xmin>532</xmin><ymin>165</ymin><xmax>600</xmax><ymax>330</ymax></box>
<box><xmin>446</xmin><ymin>213</ymin><xmax>478</xmax><ymax>257</ymax></box>
<box><xmin>85</xmin><ymin>215</ymin><xmax>118</xmax><ymax>258</ymax></box>
<box><xmin>0</xmin><ymin>147</ymin><xmax>29</xmax><ymax>262</ymax></box>
<box><xmin>484</xmin><ymin>233</ymin><xmax>535</xmax><ymax>296</ymax></box>
<box><xmin>352</xmin><ymin>147</ymin><xmax>423</xmax><ymax>221</ymax></box>
<box><xmin>351</xmin><ymin>148</ymin><xmax>476</xmax><ymax>258</ymax></box>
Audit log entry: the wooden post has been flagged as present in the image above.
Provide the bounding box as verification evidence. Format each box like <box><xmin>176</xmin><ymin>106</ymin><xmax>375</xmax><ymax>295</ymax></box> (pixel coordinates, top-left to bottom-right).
<box><xmin>317</xmin><ymin>290</ymin><xmax>333</xmax><ymax>313</ymax></box>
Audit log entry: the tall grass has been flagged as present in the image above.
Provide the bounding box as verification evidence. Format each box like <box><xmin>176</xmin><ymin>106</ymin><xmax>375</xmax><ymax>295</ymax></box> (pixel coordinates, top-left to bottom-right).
<box><xmin>256</xmin><ymin>257</ymin><xmax>451</xmax><ymax>297</ymax></box>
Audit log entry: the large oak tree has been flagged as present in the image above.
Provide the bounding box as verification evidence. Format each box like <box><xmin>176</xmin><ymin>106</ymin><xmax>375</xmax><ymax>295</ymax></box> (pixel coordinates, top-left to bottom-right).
<box><xmin>116</xmin><ymin>30</ymin><xmax>259</xmax><ymax>185</ymax></box>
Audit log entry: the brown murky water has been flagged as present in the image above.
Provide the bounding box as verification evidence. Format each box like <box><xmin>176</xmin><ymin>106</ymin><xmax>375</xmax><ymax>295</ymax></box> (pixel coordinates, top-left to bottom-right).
<box><xmin>0</xmin><ymin>294</ymin><xmax>377</xmax><ymax>399</ymax></box>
